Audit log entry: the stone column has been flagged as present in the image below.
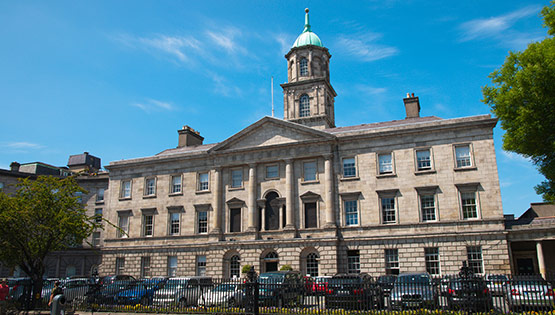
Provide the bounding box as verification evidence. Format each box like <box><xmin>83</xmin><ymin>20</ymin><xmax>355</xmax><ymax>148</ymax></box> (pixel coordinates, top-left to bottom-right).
<box><xmin>247</xmin><ymin>164</ymin><xmax>257</xmax><ymax>232</ymax></box>
<box><xmin>285</xmin><ymin>159</ymin><xmax>295</xmax><ymax>230</ymax></box>
<box><xmin>537</xmin><ymin>241</ymin><xmax>546</xmax><ymax>278</ymax></box>
<box><xmin>324</xmin><ymin>155</ymin><xmax>336</xmax><ymax>227</ymax></box>
<box><xmin>211</xmin><ymin>168</ymin><xmax>222</xmax><ymax>234</ymax></box>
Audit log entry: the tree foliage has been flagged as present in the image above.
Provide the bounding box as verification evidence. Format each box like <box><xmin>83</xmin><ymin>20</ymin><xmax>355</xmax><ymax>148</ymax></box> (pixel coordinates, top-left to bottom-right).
<box><xmin>482</xmin><ymin>1</ymin><xmax>555</xmax><ymax>202</ymax></box>
<box><xmin>0</xmin><ymin>176</ymin><xmax>101</xmax><ymax>308</ymax></box>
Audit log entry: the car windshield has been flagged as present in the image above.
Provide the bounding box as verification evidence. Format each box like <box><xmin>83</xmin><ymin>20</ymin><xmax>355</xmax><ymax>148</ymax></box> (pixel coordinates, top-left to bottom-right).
<box><xmin>213</xmin><ymin>284</ymin><xmax>237</xmax><ymax>292</ymax></box>
<box><xmin>163</xmin><ymin>279</ymin><xmax>188</xmax><ymax>288</ymax></box>
<box><xmin>259</xmin><ymin>274</ymin><xmax>285</xmax><ymax>283</ymax></box>
<box><xmin>329</xmin><ymin>277</ymin><xmax>362</xmax><ymax>285</ymax></box>
<box><xmin>488</xmin><ymin>275</ymin><xmax>508</xmax><ymax>281</ymax></box>
<box><xmin>106</xmin><ymin>281</ymin><xmax>135</xmax><ymax>290</ymax></box>
<box><xmin>378</xmin><ymin>276</ymin><xmax>397</xmax><ymax>283</ymax></box>
<box><xmin>397</xmin><ymin>275</ymin><xmax>431</xmax><ymax>285</ymax></box>
<box><xmin>449</xmin><ymin>279</ymin><xmax>485</xmax><ymax>289</ymax></box>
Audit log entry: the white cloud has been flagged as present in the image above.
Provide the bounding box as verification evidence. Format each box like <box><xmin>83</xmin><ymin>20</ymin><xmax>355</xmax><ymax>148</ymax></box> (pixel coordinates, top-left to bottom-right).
<box><xmin>274</xmin><ymin>33</ymin><xmax>295</xmax><ymax>55</ymax></box>
<box><xmin>501</xmin><ymin>150</ymin><xmax>532</xmax><ymax>164</ymax></box>
<box><xmin>356</xmin><ymin>85</ymin><xmax>387</xmax><ymax>95</ymax></box>
<box><xmin>205</xmin><ymin>27</ymin><xmax>246</xmax><ymax>55</ymax></box>
<box><xmin>458</xmin><ymin>5</ymin><xmax>541</xmax><ymax>48</ymax></box>
<box><xmin>3</xmin><ymin>142</ymin><xmax>44</xmax><ymax>149</ymax></box>
<box><xmin>132</xmin><ymin>99</ymin><xmax>176</xmax><ymax>113</ymax></box>
<box><xmin>336</xmin><ymin>34</ymin><xmax>398</xmax><ymax>62</ymax></box>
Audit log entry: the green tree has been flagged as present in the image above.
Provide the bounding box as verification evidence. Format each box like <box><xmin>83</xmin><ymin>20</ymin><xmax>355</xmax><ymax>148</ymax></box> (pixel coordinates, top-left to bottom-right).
<box><xmin>482</xmin><ymin>2</ymin><xmax>555</xmax><ymax>202</ymax></box>
<box><xmin>0</xmin><ymin>176</ymin><xmax>101</xmax><ymax>309</ymax></box>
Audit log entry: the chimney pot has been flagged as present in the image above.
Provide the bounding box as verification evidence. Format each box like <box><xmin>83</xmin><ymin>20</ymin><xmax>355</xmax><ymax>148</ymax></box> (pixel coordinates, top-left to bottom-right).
<box><xmin>178</xmin><ymin>125</ymin><xmax>204</xmax><ymax>148</ymax></box>
<box><xmin>10</xmin><ymin>162</ymin><xmax>20</xmax><ymax>172</ymax></box>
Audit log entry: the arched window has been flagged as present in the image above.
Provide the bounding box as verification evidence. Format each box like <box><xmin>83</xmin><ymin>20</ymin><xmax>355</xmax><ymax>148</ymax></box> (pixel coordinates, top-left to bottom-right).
<box><xmin>230</xmin><ymin>255</ymin><xmax>240</xmax><ymax>279</ymax></box>
<box><xmin>300</xmin><ymin>58</ymin><xmax>308</xmax><ymax>76</ymax></box>
<box><xmin>306</xmin><ymin>253</ymin><xmax>319</xmax><ymax>277</ymax></box>
<box><xmin>300</xmin><ymin>95</ymin><xmax>310</xmax><ymax>117</ymax></box>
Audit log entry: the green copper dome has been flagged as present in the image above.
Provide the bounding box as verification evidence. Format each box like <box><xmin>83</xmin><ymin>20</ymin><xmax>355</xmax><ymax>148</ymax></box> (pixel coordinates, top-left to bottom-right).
<box><xmin>292</xmin><ymin>8</ymin><xmax>323</xmax><ymax>48</ymax></box>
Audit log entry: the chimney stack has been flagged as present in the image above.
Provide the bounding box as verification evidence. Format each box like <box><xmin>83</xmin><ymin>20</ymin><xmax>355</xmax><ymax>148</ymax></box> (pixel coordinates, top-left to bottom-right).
<box><xmin>10</xmin><ymin>162</ymin><xmax>20</xmax><ymax>172</ymax></box>
<box><xmin>403</xmin><ymin>92</ymin><xmax>420</xmax><ymax>119</ymax></box>
<box><xmin>178</xmin><ymin>125</ymin><xmax>204</xmax><ymax>148</ymax></box>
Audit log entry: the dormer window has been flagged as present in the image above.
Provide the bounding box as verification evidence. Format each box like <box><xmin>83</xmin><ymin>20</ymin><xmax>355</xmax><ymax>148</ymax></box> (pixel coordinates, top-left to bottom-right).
<box><xmin>300</xmin><ymin>58</ymin><xmax>308</xmax><ymax>76</ymax></box>
<box><xmin>300</xmin><ymin>94</ymin><xmax>310</xmax><ymax>117</ymax></box>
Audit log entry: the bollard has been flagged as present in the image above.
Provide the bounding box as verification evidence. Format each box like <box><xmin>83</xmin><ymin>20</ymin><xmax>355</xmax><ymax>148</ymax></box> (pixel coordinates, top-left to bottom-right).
<box><xmin>51</xmin><ymin>294</ymin><xmax>66</xmax><ymax>315</ymax></box>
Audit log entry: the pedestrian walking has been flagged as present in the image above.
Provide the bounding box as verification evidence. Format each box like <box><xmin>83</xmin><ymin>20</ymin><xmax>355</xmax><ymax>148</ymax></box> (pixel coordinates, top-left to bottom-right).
<box><xmin>0</xmin><ymin>278</ymin><xmax>9</xmax><ymax>314</ymax></box>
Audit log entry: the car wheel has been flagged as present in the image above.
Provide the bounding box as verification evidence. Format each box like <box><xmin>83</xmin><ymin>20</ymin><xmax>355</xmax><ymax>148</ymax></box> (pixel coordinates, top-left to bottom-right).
<box><xmin>227</xmin><ymin>298</ymin><xmax>236</xmax><ymax>307</ymax></box>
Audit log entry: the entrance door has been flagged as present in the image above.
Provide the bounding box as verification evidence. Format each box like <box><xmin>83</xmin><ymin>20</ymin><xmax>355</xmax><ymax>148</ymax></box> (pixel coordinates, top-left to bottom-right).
<box><xmin>266</xmin><ymin>262</ymin><xmax>278</xmax><ymax>272</ymax></box>
<box><xmin>516</xmin><ymin>258</ymin><xmax>535</xmax><ymax>274</ymax></box>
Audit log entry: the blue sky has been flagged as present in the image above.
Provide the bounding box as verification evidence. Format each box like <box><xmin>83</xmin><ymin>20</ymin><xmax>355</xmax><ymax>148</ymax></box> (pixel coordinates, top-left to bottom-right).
<box><xmin>0</xmin><ymin>1</ymin><xmax>549</xmax><ymax>216</ymax></box>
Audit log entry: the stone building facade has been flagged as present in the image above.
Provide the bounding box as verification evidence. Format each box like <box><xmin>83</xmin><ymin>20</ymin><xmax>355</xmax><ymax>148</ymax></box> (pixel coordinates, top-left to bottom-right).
<box><xmin>99</xmin><ymin>10</ymin><xmax>510</xmax><ymax>278</ymax></box>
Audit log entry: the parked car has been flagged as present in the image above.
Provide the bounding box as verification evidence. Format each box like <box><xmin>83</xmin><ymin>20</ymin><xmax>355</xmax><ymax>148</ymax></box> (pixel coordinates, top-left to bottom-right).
<box><xmin>390</xmin><ymin>273</ymin><xmax>437</xmax><ymax>310</ymax></box>
<box><xmin>258</xmin><ymin>271</ymin><xmax>305</xmax><ymax>307</ymax></box>
<box><xmin>86</xmin><ymin>279</ymin><xmax>138</xmax><ymax>305</ymax></box>
<box><xmin>446</xmin><ymin>277</ymin><xmax>493</xmax><ymax>311</ymax></box>
<box><xmin>59</xmin><ymin>278</ymin><xmax>93</xmax><ymax>305</ymax></box>
<box><xmin>114</xmin><ymin>278</ymin><xmax>166</xmax><ymax>306</ymax></box>
<box><xmin>325</xmin><ymin>273</ymin><xmax>384</xmax><ymax>310</ymax></box>
<box><xmin>152</xmin><ymin>276</ymin><xmax>213</xmax><ymax>307</ymax></box>
<box><xmin>486</xmin><ymin>274</ymin><xmax>509</xmax><ymax>296</ymax></box>
<box><xmin>377</xmin><ymin>275</ymin><xmax>397</xmax><ymax>297</ymax></box>
<box><xmin>98</xmin><ymin>275</ymin><xmax>136</xmax><ymax>286</ymax></box>
<box><xmin>506</xmin><ymin>276</ymin><xmax>555</xmax><ymax>312</ymax></box>
<box><xmin>198</xmin><ymin>283</ymin><xmax>245</xmax><ymax>307</ymax></box>
<box><xmin>307</xmin><ymin>276</ymin><xmax>331</xmax><ymax>295</ymax></box>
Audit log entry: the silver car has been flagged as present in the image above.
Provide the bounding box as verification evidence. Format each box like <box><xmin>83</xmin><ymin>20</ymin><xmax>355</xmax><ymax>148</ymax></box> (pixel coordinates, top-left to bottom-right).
<box><xmin>506</xmin><ymin>278</ymin><xmax>554</xmax><ymax>311</ymax></box>
<box><xmin>390</xmin><ymin>273</ymin><xmax>437</xmax><ymax>310</ymax></box>
<box><xmin>486</xmin><ymin>274</ymin><xmax>508</xmax><ymax>296</ymax></box>
<box><xmin>198</xmin><ymin>283</ymin><xmax>244</xmax><ymax>307</ymax></box>
<box><xmin>152</xmin><ymin>277</ymin><xmax>212</xmax><ymax>307</ymax></box>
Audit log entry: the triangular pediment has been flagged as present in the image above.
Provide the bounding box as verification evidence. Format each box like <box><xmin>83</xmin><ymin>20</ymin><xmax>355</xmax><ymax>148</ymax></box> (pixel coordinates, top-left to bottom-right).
<box><xmin>210</xmin><ymin>116</ymin><xmax>335</xmax><ymax>152</ymax></box>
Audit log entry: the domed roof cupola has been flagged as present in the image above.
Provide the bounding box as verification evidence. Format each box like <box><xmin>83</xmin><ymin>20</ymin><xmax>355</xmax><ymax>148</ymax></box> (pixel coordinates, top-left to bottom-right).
<box><xmin>292</xmin><ymin>9</ymin><xmax>323</xmax><ymax>48</ymax></box>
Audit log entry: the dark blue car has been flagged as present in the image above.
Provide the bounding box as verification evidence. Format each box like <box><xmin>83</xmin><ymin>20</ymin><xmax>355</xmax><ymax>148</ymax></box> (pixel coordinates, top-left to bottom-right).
<box><xmin>114</xmin><ymin>278</ymin><xmax>166</xmax><ymax>305</ymax></box>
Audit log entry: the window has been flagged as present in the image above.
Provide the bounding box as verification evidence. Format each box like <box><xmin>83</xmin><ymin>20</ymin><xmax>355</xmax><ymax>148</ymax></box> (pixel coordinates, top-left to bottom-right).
<box><xmin>467</xmin><ymin>246</ymin><xmax>483</xmax><ymax>274</ymax></box>
<box><xmin>143</xmin><ymin>214</ymin><xmax>154</xmax><ymax>237</ymax></box>
<box><xmin>342</xmin><ymin>158</ymin><xmax>356</xmax><ymax>178</ymax></box>
<box><xmin>167</xmin><ymin>256</ymin><xmax>178</xmax><ymax>277</ymax></box>
<box><xmin>96</xmin><ymin>188</ymin><xmax>105</xmax><ymax>202</ymax></box>
<box><xmin>169</xmin><ymin>212</ymin><xmax>180</xmax><ymax>235</ymax></box>
<box><xmin>425</xmin><ymin>247</ymin><xmax>440</xmax><ymax>275</ymax></box>
<box><xmin>115</xmin><ymin>257</ymin><xmax>125</xmax><ymax>275</ymax></box>
<box><xmin>171</xmin><ymin>175</ymin><xmax>182</xmax><ymax>194</ymax></box>
<box><xmin>75</xmin><ymin>191</ymin><xmax>83</xmax><ymax>203</ymax></box>
<box><xmin>461</xmin><ymin>191</ymin><xmax>478</xmax><ymax>219</ymax></box>
<box><xmin>198</xmin><ymin>172</ymin><xmax>209</xmax><ymax>191</ymax></box>
<box><xmin>381</xmin><ymin>197</ymin><xmax>396</xmax><ymax>224</ymax></box>
<box><xmin>299</xmin><ymin>94</ymin><xmax>310</xmax><ymax>117</ymax></box>
<box><xmin>0</xmin><ymin>182</ymin><xmax>4</xmax><ymax>190</ymax></box>
<box><xmin>120</xmin><ymin>180</ymin><xmax>132</xmax><ymax>199</ymax></box>
<box><xmin>347</xmin><ymin>250</ymin><xmax>360</xmax><ymax>274</ymax></box>
<box><xmin>94</xmin><ymin>208</ymin><xmax>103</xmax><ymax>223</ymax></box>
<box><xmin>230</xmin><ymin>208</ymin><xmax>241</xmax><ymax>232</ymax></box>
<box><xmin>455</xmin><ymin>145</ymin><xmax>472</xmax><ymax>168</ymax></box>
<box><xmin>306</xmin><ymin>253</ymin><xmax>319</xmax><ymax>277</ymax></box>
<box><xmin>304</xmin><ymin>202</ymin><xmax>317</xmax><ymax>228</ymax></box>
<box><xmin>300</xmin><ymin>58</ymin><xmax>308</xmax><ymax>76</ymax></box>
<box><xmin>117</xmin><ymin>213</ymin><xmax>130</xmax><ymax>238</ymax></box>
<box><xmin>196</xmin><ymin>256</ymin><xmax>207</xmax><ymax>276</ymax></box>
<box><xmin>230</xmin><ymin>255</ymin><xmax>240</xmax><ymax>278</ymax></box>
<box><xmin>303</xmin><ymin>161</ymin><xmax>317</xmax><ymax>182</ymax></box>
<box><xmin>141</xmin><ymin>257</ymin><xmax>151</xmax><ymax>278</ymax></box>
<box><xmin>197</xmin><ymin>211</ymin><xmax>208</xmax><ymax>234</ymax></box>
<box><xmin>420</xmin><ymin>194</ymin><xmax>436</xmax><ymax>222</ymax></box>
<box><xmin>92</xmin><ymin>232</ymin><xmax>101</xmax><ymax>247</ymax></box>
<box><xmin>385</xmin><ymin>249</ymin><xmax>399</xmax><ymax>275</ymax></box>
<box><xmin>378</xmin><ymin>153</ymin><xmax>393</xmax><ymax>174</ymax></box>
<box><xmin>231</xmin><ymin>169</ymin><xmax>243</xmax><ymax>188</ymax></box>
<box><xmin>344</xmin><ymin>200</ymin><xmax>358</xmax><ymax>226</ymax></box>
<box><xmin>266</xmin><ymin>165</ymin><xmax>279</xmax><ymax>179</ymax></box>
<box><xmin>416</xmin><ymin>149</ymin><xmax>432</xmax><ymax>171</ymax></box>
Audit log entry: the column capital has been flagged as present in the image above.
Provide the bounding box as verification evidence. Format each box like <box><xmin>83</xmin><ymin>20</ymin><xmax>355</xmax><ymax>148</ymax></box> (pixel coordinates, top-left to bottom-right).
<box><xmin>248</xmin><ymin>163</ymin><xmax>257</xmax><ymax>168</ymax></box>
<box><xmin>322</xmin><ymin>153</ymin><xmax>333</xmax><ymax>160</ymax></box>
<box><xmin>283</xmin><ymin>158</ymin><xmax>293</xmax><ymax>164</ymax></box>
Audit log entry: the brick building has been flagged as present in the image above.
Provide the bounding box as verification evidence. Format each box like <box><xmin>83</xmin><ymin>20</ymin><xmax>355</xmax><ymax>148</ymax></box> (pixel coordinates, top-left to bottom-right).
<box><xmin>98</xmin><ymin>9</ymin><xmax>510</xmax><ymax>279</ymax></box>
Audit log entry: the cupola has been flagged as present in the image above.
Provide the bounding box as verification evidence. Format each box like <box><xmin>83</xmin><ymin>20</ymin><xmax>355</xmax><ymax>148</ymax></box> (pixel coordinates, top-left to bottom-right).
<box><xmin>292</xmin><ymin>9</ymin><xmax>324</xmax><ymax>48</ymax></box>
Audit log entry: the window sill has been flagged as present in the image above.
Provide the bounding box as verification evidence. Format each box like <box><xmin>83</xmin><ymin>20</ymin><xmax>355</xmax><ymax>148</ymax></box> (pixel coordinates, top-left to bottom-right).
<box><xmin>415</xmin><ymin>169</ymin><xmax>436</xmax><ymax>175</ymax></box>
<box><xmin>301</xmin><ymin>180</ymin><xmax>319</xmax><ymax>185</ymax></box>
<box><xmin>228</xmin><ymin>187</ymin><xmax>244</xmax><ymax>191</ymax></box>
<box><xmin>169</xmin><ymin>192</ymin><xmax>183</xmax><ymax>197</ymax></box>
<box><xmin>376</xmin><ymin>173</ymin><xmax>396</xmax><ymax>178</ymax></box>
<box><xmin>95</xmin><ymin>200</ymin><xmax>105</xmax><ymax>205</ymax></box>
<box><xmin>340</xmin><ymin>176</ymin><xmax>359</xmax><ymax>182</ymax></box>
<box><xmin>195</xmin><ymin>190</ymin><xmax>211</xmax><ymax>194</ymax></box>
<box><xmin>382</xmin><ymin>221</ymin><xmax>397</xmax><ymax>225</ymax></box>
<box><xmin>265</xmin><ymin>177</ymin><xmax>280</xmax><ymax>181</ymax></box>
<box><xmin>143</xmin><ymin>195</ymin><xmax>157</xmax><ymax>199</ymax></box>
<box><xmin>454</xmin><ymin>166</ymin><xmax>477</xmax><ymax>172</ymax></box>
<box><xmin>119</xmin><ymin>197</ymin><xmax>132</xmax><ymax>201</ymax></box>
<box><xmin>462</xmin><ymin>217</ymin><xmax>480</xmax><ymax>221</ymax></box>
